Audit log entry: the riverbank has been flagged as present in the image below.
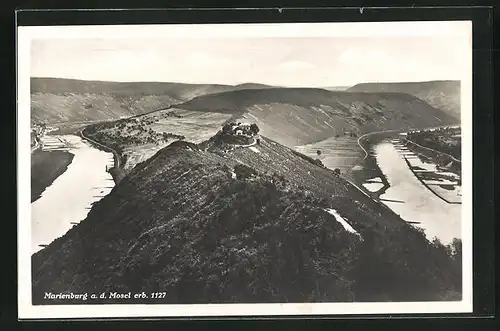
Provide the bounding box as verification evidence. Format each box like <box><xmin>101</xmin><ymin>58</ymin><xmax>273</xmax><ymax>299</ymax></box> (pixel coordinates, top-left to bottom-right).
<box><xmin>80</xmin><ymin>128</ymin><xmax>124</xmax><ymax>183</ymax></box>
<box><xmin>294</xmin><ymin>136</ymin><xmax>361</xmax><ymax>176</ymax></box>
<box><xmin>352</xmin><ymin>131</ymin><xmax>400</xmax><ymax>193</ymax></box>
<box><xmin>293</xmin><ymin>132</ymin><xmax>394</xmax><ymax>197</ymax></box>
<box><xmin>31</xmin><ymin>149</ymin><xmax>74</xmax><ymax>202</ymax></box>
<box><xmin>328</xmin><ymin>127</ymin><xmax>462</xmax><ymax>244</ymax></box>
<box><xmin>403</xmin><ymin>138</ymin><xmax>461</xmax><ymax>177</ymax></box>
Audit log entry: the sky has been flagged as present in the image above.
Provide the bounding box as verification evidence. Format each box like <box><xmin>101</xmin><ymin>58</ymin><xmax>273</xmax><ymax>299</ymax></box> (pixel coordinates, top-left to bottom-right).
<box><xmin>28</xmin><ymin>22</ymin><xmax>471</xmax><ymax>87</ymax></box>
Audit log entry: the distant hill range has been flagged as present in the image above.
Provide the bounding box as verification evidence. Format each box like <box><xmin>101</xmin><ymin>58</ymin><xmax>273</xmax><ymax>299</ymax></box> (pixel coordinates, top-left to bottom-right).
<box><xmin>31</xmin><ymin>78</ymin><xmax>460</xmax><ymax>129</ymax></box>
<box><xmin>32</xmin><ymin>132</ymin><xmax>461</xmax><ymax>304</ymax></box>
<box><xmin>177</xmin><ymin>87</ymin><xmax>459</xmax><ymax>147</ymax></box>
<box><xmin>30</xmin><ymin>77</ymin><xmax>274</xmax><ymax>124</ymax></box>
<box><xmin>322</xmin><ymin>86</ymin><xmax>351</xmax><ymax>91</ymax></box>
<box><xmin>347</xmin><ymin>80</ymin><xmax>461</xmax><ymax>120</ymax></box>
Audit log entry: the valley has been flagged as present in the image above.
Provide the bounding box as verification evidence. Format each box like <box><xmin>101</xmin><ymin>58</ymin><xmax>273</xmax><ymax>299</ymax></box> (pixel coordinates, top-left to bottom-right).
<box><xmin>79</xmin><ymin>86</ymin><xmax>458</xmax><ymax>179</ymax></box>
<box><xmin>32</xmin><ymin>129</ymin><xmax>462</xmax><ymax>304</ymax></box>
<box><xmin>30</xmin><ymin>79</ymin><xmax>463</xmax><ymax>305</ymax></box>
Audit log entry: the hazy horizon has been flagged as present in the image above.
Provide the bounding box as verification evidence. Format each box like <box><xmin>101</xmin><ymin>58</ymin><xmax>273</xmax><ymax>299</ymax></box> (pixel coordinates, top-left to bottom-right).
<box><xmin>28</xmin><ymin>22</ymin><xmax>470</xmax><ymax>88</ymax></box>
<box><xmin>29</xmin><ymin>75</ymin><xmax>460</xmax><ymax>89</ymax></box>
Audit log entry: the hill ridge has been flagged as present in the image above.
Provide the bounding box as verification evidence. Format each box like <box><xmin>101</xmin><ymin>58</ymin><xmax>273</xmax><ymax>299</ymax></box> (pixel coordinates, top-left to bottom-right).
<box><xmin>175</xmin><ymin>86</ymin><xmax>458</xmax><ymax>147</ymax></box>
<box><xmin>30</xmin><ymin>77</ymin><xmax>276</xmax><ymax>124</ymax></box>
<box><xmin>347</xmin><ymin>80</ymin><xmax>461</xmax><ymax>119</ymax></box>
<box><xmin>32</xmin><ymin>128</ymin><xmax>462</xmax><ymax>304</ymax></box>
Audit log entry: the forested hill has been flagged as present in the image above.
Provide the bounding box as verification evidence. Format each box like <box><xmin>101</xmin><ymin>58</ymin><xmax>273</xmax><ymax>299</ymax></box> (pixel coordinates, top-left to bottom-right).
<box><xmin>32</xmin><ymin>128</ymin><xmax>462</xmax><ymax>304</ymax></box>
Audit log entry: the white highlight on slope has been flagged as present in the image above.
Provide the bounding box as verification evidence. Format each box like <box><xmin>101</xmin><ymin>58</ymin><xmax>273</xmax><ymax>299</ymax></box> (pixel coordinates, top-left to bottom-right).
<box><xmin>324</xmin><ymin>208</ymin><xmax>361</xmax><ymax>238</ymax></box>
<box><xmin>248</xmin><ymin>146</ymin><xmax>261</xmax><ymax>154</ymax></box>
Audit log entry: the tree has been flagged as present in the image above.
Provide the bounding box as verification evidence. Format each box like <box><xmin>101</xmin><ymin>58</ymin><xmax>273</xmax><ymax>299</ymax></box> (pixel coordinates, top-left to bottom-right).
<box><xmin>222</xmin><ymin>124</ymin><xmax>232</xmax><ymax>134</ymax></box>
<box><xmin>333</xmin><ymin>168</ymin><xmax>341</xmax><ymax>177</ymax></box>
<box><xmin>250</xmin><ymin>123</ymin><xmax>260</xmax><ymax>135</ymax></box>
<box><xmin>450</xmin><ymin>238</ymin><xmax>462</xmax><ymax>259</ymax></box>
<box><xmin>314</xmin><ymin>159</ymin><xmax>324</xmax><ymax>167</ymax></box>
<box><xmin>317</xmin><ymin>150</ymin><xmax>322</xmax><ymax>156</ymax></box>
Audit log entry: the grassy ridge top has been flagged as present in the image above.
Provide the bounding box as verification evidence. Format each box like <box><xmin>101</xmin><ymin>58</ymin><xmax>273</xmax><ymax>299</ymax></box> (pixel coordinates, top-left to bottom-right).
<box><xmin>178</xmin><ymin>87</ymin><xmax>422</xmax><ymax>112</ymax></box>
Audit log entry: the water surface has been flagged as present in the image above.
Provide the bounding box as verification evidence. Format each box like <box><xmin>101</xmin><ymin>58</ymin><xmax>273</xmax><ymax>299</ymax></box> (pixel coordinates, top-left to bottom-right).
<box><xmin>31</xmin><ymin>135</ymin><xmax>114</xmax><ymax>254</ymax></box>
<box><xmin>373</xmin><ymin>142</ymin><xmax>461</xmax><ymax>244</ymax></box>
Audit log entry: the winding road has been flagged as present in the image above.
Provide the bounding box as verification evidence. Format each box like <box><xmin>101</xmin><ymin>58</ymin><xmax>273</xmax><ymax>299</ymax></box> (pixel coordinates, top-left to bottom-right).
<box><xmin>233</xmin><ymin>137</ymin><xmax>257</xmax><ymax>148</ymax></box>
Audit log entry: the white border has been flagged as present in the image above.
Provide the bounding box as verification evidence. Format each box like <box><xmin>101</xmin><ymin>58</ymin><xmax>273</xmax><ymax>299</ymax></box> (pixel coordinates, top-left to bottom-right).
<box><xmin>17</xmin><ymin>21</ymin><xmax>473</xmax><ymax>319</ymax></box>
<box><xmin>17</xmin><ymin>21</ymin><xmax>472</xmax><ymax>39</ymax></box>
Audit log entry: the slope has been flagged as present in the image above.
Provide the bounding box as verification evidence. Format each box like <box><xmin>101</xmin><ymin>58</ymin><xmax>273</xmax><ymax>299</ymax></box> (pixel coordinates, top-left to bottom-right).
<box><xmin>30</xmin><ymin>78</ymin><xmax>275</xmax><ymax>124</ymax></box>
<box><xmin>177</xmin><ymin>88</ymin><xmax>459</xmax><ymax>147</ymax></box>
<box><xmin>32</xmin><ymin>133</ymin><xmax>461</xmax><ymax>304</ymax></box>
<box><xmin>347</xmin><ymin>80</ymin><xmax>461</xmax><ymax>119</ymax></box>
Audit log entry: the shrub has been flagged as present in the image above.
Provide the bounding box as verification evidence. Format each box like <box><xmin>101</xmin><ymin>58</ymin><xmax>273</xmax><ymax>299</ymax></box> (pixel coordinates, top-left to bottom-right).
<box><xmin>234</xmin><ymin>164</ymin><xmax>258</xmax><ymax>180</ymax></box>
<box><xmin>314</xmin><ymin>159</ymin><xmax>325</xmax><ymax>167</ymax></box>
<box><xmin>250</xmin><ymin>123</ymin><xmax>260</xmax><ymax>135</ymax></box>
<box><xmin>222</xmin><ymin>124</ymin><xmax>233</xmax><ymax>134</ymax></box>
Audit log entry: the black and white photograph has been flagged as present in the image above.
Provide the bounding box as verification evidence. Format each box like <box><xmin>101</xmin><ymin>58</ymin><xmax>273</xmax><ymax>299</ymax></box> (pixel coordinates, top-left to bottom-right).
<box><xmin>18</xmin><ymin>21</ymin><xmax>472</xmax><ymax>318</ymax></box>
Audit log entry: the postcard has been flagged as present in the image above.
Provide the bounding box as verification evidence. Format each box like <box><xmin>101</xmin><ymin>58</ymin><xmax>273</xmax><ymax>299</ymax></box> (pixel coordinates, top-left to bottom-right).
<box><xmin>17</xmin><ymin>20</ymin><xmax>472</xmax><ymax>319</ymax></box>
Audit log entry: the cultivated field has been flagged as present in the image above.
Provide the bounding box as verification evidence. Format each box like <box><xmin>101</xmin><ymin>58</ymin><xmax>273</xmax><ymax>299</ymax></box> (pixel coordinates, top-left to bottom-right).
<box><xmin>294</xmin><ymin>136</ymin><xmax>362</xmax><ymax>176</ymax></box>
<box><xmin>84</xmin><ymin>109</ymin><xmax>233</xmax><ymax>174</ymax></box>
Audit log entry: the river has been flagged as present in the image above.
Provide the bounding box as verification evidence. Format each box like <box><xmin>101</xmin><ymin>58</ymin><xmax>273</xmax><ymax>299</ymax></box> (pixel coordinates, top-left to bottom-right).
<box><xmin>295</xmin><ymin>127</ymin><xmax>462</xmax><ymax>245</ymax></box>
<box><xmin>372</xmin><ymin>141</ymin><xmax>461</xmax><ymax>244</ymax></box>
<box><xmin>31</xmin><ymin>135</ymin><xmax>115</xmax><ymax>254</ymax></box>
